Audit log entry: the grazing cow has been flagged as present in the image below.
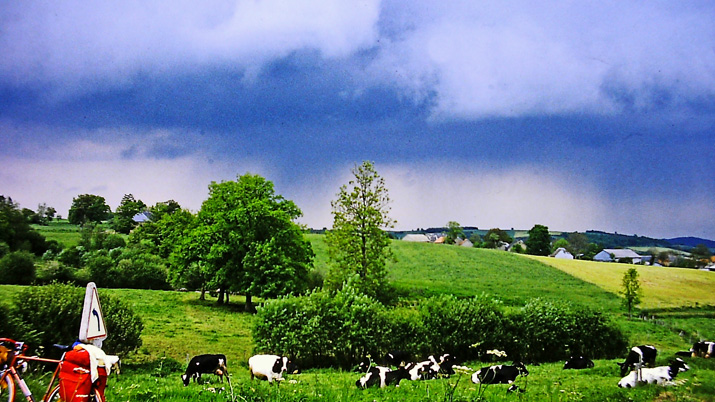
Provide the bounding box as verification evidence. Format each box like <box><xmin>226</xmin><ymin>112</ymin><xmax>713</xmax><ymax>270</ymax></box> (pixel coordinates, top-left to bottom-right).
<box><xmin>384</xmin><ymin>350</ymin><xmax>411</xmax><ymax>367</ymax></box>
<box><xmin>563</xmin><ymin>356</ymin><xmax>595</xmax><ymax>370</ymax></box>
<box><xmin>356</xmin><ymin>366</ymin><xmax>410</xmax><ymax>388</ymax></box>
<box><xmin>618</xmin><ymin>358</ymin><xmax>690</xmax><ymax>388</ymax></box>
<box><xmin>182</xmin><ymin>354</ymin><xmax>228</xmax><ymax>386</ymax></box>
<box><xmin>471</xmin><ymin>362</ymin><xmax>529</xmax><ymax>384</ymax></box>
<box><xmin>248</xmin><ymin>354</ymin><xmax>298</xmax><ymax>383</ymax></box>
<box><xmin>617</xmin><ymin>345</ymin><xmax>657</xmax><ymax>377</ymax></box>
<box><xmin>690</xmin><ymin>341</ymin><xmax>715</xmax><ymax>358</ymax></box>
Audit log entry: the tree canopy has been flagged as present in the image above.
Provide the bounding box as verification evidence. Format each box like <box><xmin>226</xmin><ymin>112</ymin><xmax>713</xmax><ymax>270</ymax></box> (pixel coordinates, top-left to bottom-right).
<box><xmin>111</xmin><ymin>194</ymin><xmax>147</xmax><ymax>234</ymax></box>
<box><xmin>526</xmin><ymin>224</ymin><xmax>551</xmax><ymax>256</ymax></box>
<box><xmin>325</xmin><ymin>161</ymin><xmax>395</xmax><ymax>301</ymax></box>
<box><xmin>0</xmin><ymin>195</ymin><xmax>49</xmax><ymax>256</ymax></box>
<box><xmin>445</xmin><ymin>221</ymin><xmax>464</xmax><ymax>245</ymax></box>
<box><xmin>68</xmin><ymin>194</ymin><xmax>111</xmax><ymax>225</ymax></box>
<box><xmin>175</xmin><ymin>174</ymin><xmax>314</xmax><ymax>311</ymax></box>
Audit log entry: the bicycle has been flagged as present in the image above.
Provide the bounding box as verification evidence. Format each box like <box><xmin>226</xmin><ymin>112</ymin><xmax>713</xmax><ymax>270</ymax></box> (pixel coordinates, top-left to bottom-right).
<box><xmin>0</xmin><ymin>338</ymin><xmax>109</xmax><ymax>402</ymax></box>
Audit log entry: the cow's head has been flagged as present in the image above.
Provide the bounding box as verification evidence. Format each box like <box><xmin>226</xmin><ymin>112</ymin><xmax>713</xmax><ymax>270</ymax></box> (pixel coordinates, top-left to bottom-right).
<box><xmin>616</xmin><ymin>361</ymin><xmax>630</xmax><ymax>377</ymax></box>
<box><xmin>286</xmin><ymin>357</ymin><xmax>300</xmax><ymax>374</ymax></box>
<box><xmin>272</xmin><ymin>357</ymin><xmax>285</xmax><ymax>374</ymax></box>
<box><xmin>513</xmin><ymin>362</ymin><xmax>529</xmax><ymax>377</ymax></box>
<box><xmin>671</xmin><ymin>358</ymin><xmax>690</xmax><ymax>373</ymax></box>
<box><xmin>181</xmin><ymin>374</ymin><xmax>190</xmax><ymax>386</ymax></box>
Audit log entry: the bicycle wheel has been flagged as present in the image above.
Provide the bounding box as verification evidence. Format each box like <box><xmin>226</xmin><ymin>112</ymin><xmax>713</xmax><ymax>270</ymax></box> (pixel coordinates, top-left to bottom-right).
<box><xmin>47</xmin><ymin>385</ymin><xmax>102</xmax><ymax>402</ymax></box>
<box><xmin>1</xmin><ymin>374</ymin><xmax>16</xmax><ymax>402</ymax></box>
<box><xmin>46</xmin><ymin>385</ymin><xmax>61</xmax><ymax>402</ymax></box>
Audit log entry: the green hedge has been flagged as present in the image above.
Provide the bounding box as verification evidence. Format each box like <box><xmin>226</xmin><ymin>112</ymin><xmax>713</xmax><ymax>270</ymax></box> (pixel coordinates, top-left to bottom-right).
<box><xmin>4</xmin><ymin>283</ymin><xmax>144</xmax><ymax>356</ymax></box>
<box><xmin>253</xmin><ymin>292</ymin><xmax>627</xmax><ymax>368</ymax></box>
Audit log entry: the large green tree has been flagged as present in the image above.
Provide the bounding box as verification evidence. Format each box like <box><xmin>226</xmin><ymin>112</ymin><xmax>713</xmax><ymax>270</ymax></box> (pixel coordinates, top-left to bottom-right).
<box><xmin>68</xmin><ymin>194</ymin><xmax>111</xmax><ymax>225</ymax></box>
<box><xmin>325</xmin><ymin>161</ymin><xmax>396</xmax><ymax>301</ymax></box>
<box><xmin>526</xmin><ymin>224</ymin><xmax>551</xmax><ymax>256</ymax></box>
<box><xmin>111</xmin><ymin>194</ymin><xmax>147</xmax><ymax>234</ymax></box>
<box><xmin>189</xmin><ymin>174</ymin><xmax>313</xmax><ymax>311</ymax></box>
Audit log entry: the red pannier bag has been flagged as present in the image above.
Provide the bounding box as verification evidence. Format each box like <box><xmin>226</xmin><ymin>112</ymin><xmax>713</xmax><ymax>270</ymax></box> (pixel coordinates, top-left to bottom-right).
<box><xmin>59</xmin><ymin>348</ymin><xmax>107</xmax><ymax>402</ymax></box>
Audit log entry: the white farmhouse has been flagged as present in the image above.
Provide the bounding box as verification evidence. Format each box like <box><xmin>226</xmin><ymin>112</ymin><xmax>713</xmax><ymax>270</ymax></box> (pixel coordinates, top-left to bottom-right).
<box><xmin>402</xmin><ymin>233</ymin><xmax>430</xmax><ymax>242</ymax></box>
<box><xmin>550</xmin><ymin>247</ymin><xmax>574</xmax><ymax>259</ymax></box>
<box><xmin>593</xmin><ymin>249</ymin><xmax>643</xmax><ymax>264</ymax></box>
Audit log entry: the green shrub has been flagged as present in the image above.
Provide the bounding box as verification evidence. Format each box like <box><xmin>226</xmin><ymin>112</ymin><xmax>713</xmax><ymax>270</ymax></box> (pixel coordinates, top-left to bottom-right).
<box><xmin>419</xmin><ymin>294</ymin><xmax>507</xmax><ymax>360</ymax></box>
<box><xmin>514</xmin><ymin>298</ymin><xmax>627</xmax><ymax>362</ymax></box>
<box><xmin>0</xmin><ymin>251</ymin><xmax>36</xmax><ymax>285</ymax></box>
<box><xmin>10</xmin><ymin>283</ymin><xmax>143</xmax><ymax>356</ymax></box>
<box><xmin>253</xmin><ymin>286</ymin><xmax>389</xmax><ymax>369</ymax></box>
<box><xmin>36</xmin><ymin>260</ymin><xmax>75</xmax><ymax>284</ymax></box>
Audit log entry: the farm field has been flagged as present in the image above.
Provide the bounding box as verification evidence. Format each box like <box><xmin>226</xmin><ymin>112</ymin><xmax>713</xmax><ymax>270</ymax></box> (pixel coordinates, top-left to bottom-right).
<box><xmin>4</xmin><ymin>235</ymin><xmax>715</xmax><ymax>401</ymax></box>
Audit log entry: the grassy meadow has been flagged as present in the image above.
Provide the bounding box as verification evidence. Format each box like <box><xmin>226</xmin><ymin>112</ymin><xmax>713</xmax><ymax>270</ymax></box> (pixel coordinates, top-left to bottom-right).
<box><xmin>4</xmin><ymin>233</ymin><xmax>715</xmax><ymax>401</ymax></box>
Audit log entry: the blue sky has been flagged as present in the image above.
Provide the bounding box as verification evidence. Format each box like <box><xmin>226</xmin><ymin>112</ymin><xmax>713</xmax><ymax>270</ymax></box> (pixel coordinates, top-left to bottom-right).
<box><xmin>1</xmin><ymin>1</ymin><xmax>713</xmax><ymax>239</ymax></box>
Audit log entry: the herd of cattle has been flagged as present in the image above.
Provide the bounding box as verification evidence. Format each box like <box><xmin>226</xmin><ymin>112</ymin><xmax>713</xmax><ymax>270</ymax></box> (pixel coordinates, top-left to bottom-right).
<box><xmin>180</xmin><ymin>341</ymin><xmax>715</xmax><ymax>392</ymax></box>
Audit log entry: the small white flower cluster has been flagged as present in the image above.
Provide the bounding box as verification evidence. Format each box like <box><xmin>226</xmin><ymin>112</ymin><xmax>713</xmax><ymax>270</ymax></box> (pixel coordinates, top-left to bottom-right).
<box><xmin>452</xmin><ymin>365</ymin><xmax>473</xmax><ymax>374</ymax></box>
<box><xmin>487</xmin><ymin>349</ymin><xmax>507</xmax><ymax>358</ymax></box>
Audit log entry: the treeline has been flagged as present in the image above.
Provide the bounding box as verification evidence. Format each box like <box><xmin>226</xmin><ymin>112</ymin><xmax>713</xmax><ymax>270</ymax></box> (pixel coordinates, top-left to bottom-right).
<box><xmin>0</xmin><ymin>174</ymin><xmax>316</xmax><ymax>312</ymax></box>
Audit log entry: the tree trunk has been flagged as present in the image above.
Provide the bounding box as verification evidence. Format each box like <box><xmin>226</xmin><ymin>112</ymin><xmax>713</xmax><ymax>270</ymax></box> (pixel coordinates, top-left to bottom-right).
<box><xmin>217</xmin><ymin>288</ymin><xmax>225</xmax><ymax>304</ymax></box>
<box><xmin>199</xmin><ymin>286</ymin><xmax>206</xmax><ymax>301</ymax></box>
<box><xmin>245</xmin><ymin>293</ymin><xmax>256</xmax><ymax>313</ymax></box>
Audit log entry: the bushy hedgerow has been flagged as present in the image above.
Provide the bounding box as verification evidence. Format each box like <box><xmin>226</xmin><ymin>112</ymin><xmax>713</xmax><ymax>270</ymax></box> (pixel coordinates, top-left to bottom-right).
<box><xmin>8</xmin><ymin>283</ymin><xmax>143</xmax><ymax>356</ymax></box>
<box><xmin>253</xmin><ymin>286</ymin><xmax>390</xmax><ymax>369</ymax></box>
<box><xmin>511</xmin><ymin>298</ymin><xmax>627</xmax><ymax>362</ymax></box>
<box><xmin>0</xmin><ymin>251</ymin><xmax>36</xmax><ymax>285</ymax></box>
<box><xmin>418</xmin><ymin>294</ymin><xmax>507</xmax><ymax>361</ymax></box>
<box><xmin>254</xmin><ymin>293</ymin><xmax>626</xmax><ymax>369</ymax></box>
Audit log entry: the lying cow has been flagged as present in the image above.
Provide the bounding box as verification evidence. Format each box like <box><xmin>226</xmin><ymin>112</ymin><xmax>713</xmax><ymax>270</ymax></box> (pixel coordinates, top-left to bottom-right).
<box><xmin>471</xmin><ymin>362</ymin><xmax>529</xmax><ymax>385</ymax></box>
<box><xmin>618</xmin><ymin>358</ymin><xmax>689</xmax><ymax>388</ymax></box>
<box><xmin>356</xmin><ymin>366</ymin><xmax>410</xmax><ymax>388</ymax></box>
<box><xmin>182</xmin><ymin>354</ymin><xmax>228</xmax><ymax>386</ymax></box>
<box><xmin>617</xmin><ymin>345</ymin><xmax>657</xmax><ymax>377</ymax></box>
<box><xmin>248</xmin><ymin>354</ymin><xmax>298</xmax><ymax>383</ymax></box>
<box><xmin>405</xmin><ymin>359</ymin><xmax>440</xmax><ymax>381</ymax></box>
<box><xmin>691</xmin><ymin>341</ymin><xmax>715</xmax><ymax>358</ymax></box>
<box><xmin>384</xmin><ymin>350</ymin><xmax>411</xmax><ymax>367</ymax></box>
<box><xmin>429</xmin><ymin>353</ymin><xmax>456</xmax><ymax>376</ymax></box>
<box><xmin>563</xmin><ymin>356</ymin><xmax>594</xmax><ymax>370</ymax></box>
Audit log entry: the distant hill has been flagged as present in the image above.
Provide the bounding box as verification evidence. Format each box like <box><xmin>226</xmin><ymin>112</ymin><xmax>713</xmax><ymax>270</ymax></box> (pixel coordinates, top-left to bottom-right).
<box><xmin>386</xmin><ymin>228</ymin><xmax>713</xmax><ymax>251</ymax></box>
<box><xmin>666</xmin><ymin>237</ymin><xmax>715</xmax><ymax>249</ymax></box>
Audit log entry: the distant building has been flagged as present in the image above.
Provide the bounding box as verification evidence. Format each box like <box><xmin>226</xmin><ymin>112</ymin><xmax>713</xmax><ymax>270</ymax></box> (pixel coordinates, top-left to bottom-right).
<box><xmin>132</xmin><ymin>211</ymin><xmax>153</xmax><ymax>223</ymax></box>
<box><xmin>550</xmin><ymin>247</ymin><xmax>574</xmax><ymax>259</ymax></box>
<box><xmin>458</xmin><ymin>238</ymin><xmax>473</xmax><ymax>247</ymax></box>
<box><xmin>402</xmin><ymin>233</ymin><xmax>430</xmax><ymax>242</ymax></box>
<box><xmin>593</xmin><ymin>249</ymin><xmax>643</xmax><ymax>264</ymax></box>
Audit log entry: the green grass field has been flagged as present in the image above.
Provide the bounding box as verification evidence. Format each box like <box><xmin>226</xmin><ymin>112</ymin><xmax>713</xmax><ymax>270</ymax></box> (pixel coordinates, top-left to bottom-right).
<box><xmin>4</xmin><ymin>235</ymin><xmax>715</xmax><ymax>401</ymax></box>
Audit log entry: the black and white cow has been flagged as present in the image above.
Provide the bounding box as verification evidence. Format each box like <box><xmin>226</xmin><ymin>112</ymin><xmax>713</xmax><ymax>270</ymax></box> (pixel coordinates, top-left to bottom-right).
<box><xmin>429</xmin><ymin>354</ymin><xmax>456</xmax><ymax>376</ymax></box>
<box><xmin>471</xmin><ymin>362</ymin><xmax>529</xmax><ymax>384</ymax></box>
<box><xmin>405</xmin><ymin>359</ymin><xmax>440</xmax><ymax>381</ymax></box>
<box><xmin>617</xmin><ymin>345</ymin><xmax>657</xmax><ymax>377</ymax></box>
<box><xmin>248</xmin><ymin>354</ymin><xmax>298</xmax><ymax>383</ymax></box>
<box><xmin>618</xmin><ymin>358</ymin><xmax>690</xmax><ymax>388</ymax></box>
<box><xmin>384</xmin><ymin>350</ymin><xmax>412</xmax><ymax>367</ymax></box>
<box><xmin>690</xmin><ymin>341</ymin><xmax>715</xmax><ymax>358</ymax></box>
<box><xmin>182</xmin><ymin>354</ymin><xmax>228</xmax><ymax>386</ymax></box>
<box><xmin>356</xmin><ymin>366</ymin><xmax>410</xmax><ymax>388</ymax></box>
<box><xmin>563</xmin><ymin>356</ymin><xmax>595</xmax><ymax>370</ymax></box>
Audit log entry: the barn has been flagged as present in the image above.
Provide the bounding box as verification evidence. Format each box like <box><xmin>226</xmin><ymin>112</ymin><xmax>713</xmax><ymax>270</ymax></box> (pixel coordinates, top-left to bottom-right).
<box><xmin>594</xmin><ymin>249</ymin><xmax>643</xmax><ymax>264</ymax></box>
